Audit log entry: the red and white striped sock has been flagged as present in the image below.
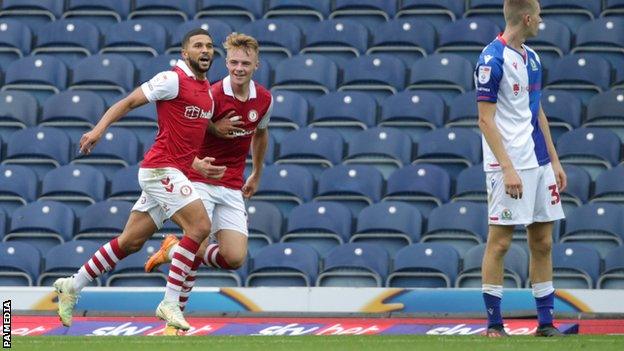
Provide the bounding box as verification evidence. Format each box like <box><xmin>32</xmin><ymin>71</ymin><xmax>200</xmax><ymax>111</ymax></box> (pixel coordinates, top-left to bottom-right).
<box><xmin>164</xmin><ymin>236</ymin><xmax>200</xmax><ymax>302</ymax></box>
<box><xmin>179</xmin><ymin>257</ymin><xmax>202</xmax><ymax>311</ymax></box>
<box><xmin>203</xmin><ymin>244</ymin><xmax>235</xmax><ymax>270</ymax></box>
<box><xmin>73</xmin><ymin>238</ymin><xmax>127</xmax><ymax>291</ymax></box>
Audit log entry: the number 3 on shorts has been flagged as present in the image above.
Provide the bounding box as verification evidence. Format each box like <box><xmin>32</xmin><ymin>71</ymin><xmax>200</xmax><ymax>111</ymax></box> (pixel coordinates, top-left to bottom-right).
<box><xmin>548</xmin><ymin>184</ymin><xmax>560</xmax><ymax>205</ymax></box>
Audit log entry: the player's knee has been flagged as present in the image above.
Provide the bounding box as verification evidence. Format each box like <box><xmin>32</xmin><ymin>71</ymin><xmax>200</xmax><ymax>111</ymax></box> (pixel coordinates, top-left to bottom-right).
<box><xmin>225</xmin><ymin>254</ymin><xmax>246</xmax><ymax>269</ymax></box>
<box><xmin>119</xmin><ymin>237</ymin><xmax>143</xmax><ymax>254</ymax></box>
<box><xmin>530</xmin><ymin>235</ymin><xmax>552</xmax><ymax>256</ymax></box>
<box><xmin>489</xmin><ymin>239</ymin><xmax>511</xmax><ymax>256</ymax></box>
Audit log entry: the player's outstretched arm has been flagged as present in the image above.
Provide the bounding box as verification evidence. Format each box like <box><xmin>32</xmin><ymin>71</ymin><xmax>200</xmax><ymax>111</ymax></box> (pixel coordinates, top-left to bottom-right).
<box><xmin>243</xmin><ymin>127</ymin><xmax>268</xmax><ymax>198</ymax></box>
<box><xmin>79</xmin><ymin>88</ymin><xmax>149</xmax><ymax>155</ymax></box>
<box><xmin>538</xmin><ymin>104</ymin><xmax>567</xmax><ymax>192</ymax></box>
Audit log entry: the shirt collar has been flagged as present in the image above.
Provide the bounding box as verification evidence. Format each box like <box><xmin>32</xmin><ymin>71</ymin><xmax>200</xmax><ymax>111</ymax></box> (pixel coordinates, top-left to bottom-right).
<box><xmin>176</xmin><ymin>60</ymin><xmax>196</xmax><ymax>78</ymax></box>
<box><xmin>223</xmin><ymin>75</ymin><xmax>257</xmax><ymax>99</ymax></box>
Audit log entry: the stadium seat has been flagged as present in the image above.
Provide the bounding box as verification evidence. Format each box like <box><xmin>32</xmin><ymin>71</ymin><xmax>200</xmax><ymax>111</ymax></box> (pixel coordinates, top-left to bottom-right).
<box><xmin>446</xmin><ymin>91</ymin><xmax>478</xmax><ymax>131</ymax></box>
<box><xmin>253</xmin><ymin>164</ymin><xmax>314</xmax><ymax>215</ymax></box>
<box><xmin>107</xmin><ymin>240</ymin><xmax>168</xmax><ymax>287</ymax></box>
<box><xmin>108</xmin><ymin>164</ymin><xmax>140</xmax><ymax>201</ymax></box>
<box><xmin>344</xmin><ymin>127</ymin><xmax>412</xmax><ymax>178</ymax></box>
<box><xmin>561</xmin><ymin>203</ymin><xmax>624</xmax><ymax>258</ymax></box>
<box><xmin>100</xmin><ymin>20</ymin><xmax>167</xmax><ymax>67</ymax></box>
<box><xmin>138</xmin><ymin>54</ymin><xmax>179</xmax><ymax>85</ymax></box>
<box><xmin>300</xmin><ymin>19</ymin><xmax>369</xmax><ymax>65</ymax></box>
<box><xmin>128</xmin><ymin>0</ymin><xmax>195</xmax><ymax>33</ymax></box>
<box><xmin>308</xmin><ymin>91</ymin><xmax>377</xmax><ymax>141</ymax></box>
<box><xmin>551</xmin><ymin>243</ymin><xmax>601</xmax><ymax>289</ymax></box>
<box><xmin>0</xmin><ymin>165</ymin><xmax>37</xmax><ymax>215</ymax></box>
<box><xmin>396</xmin><ymin>0</ymin><xmax>465</xmax><ymax>30</ymax></box>
<box><xmin>383</xmin><ymin>163</ymin><xmax>451</xmax><ymax>217</ymax></box>
<box><xmin>584</xmin><ymin>91</ymin><xmax>624</xmax><ymax>142</ymax></box>
<box><xmin>315</xmin><ymin>165</ymin><xmax>383</xmax><ymax>215</ymax></box>
<box><xmin>317</xmin><ymin>243</ymin><xmax>389</xmax><ymax>287</ymax></box>
<box><xmin>40</xmin><ymin>90</ymin><xmax>106</xmax><ymax>142</ymax></box>
<box><xmin>169</xmin><ymin>19</ymin><xmax>232</xmax><ymax>57</ymax></box>
<box><xmin>414</xmin><ymin>128</ymin><xmax>482</xmax><ymax>179</ymax></box>
<box><xmin>70</xmin><ymin>54</ymin><xmax>135</xmax><ymax>106</ymax></box>
<box><xmin>424</xmin><ymin>202</ymin><xmax>488</xmax><ymax>256</ymax></box>
<box><xmin>246</xmin><ymin>243</ymin><xmax>319</xmax><ymax>287</ymax></box>
<box><xmin>602</xmin><ymin>0</ymin><xmax>624</xmax><ymax>18</ymax></box>
<box><xmin>0</xmin><ymin>19</ymin><xmax>32</xmax><ymax>71</ymax></box>
<box><xmin>75</xmin><ymin>200</ymin><xmax>132</xmax><ymax>245</ymax></box>
<box><xmin>32</xmin><ymin>19</ymin><xmax>100</xmax><ymax>66</ymax></box>
<box><xmin>0</xmin><ymin>91</ymin><xmax>38</xmax><ymax>142</ymax></box>
<box><xmin>463</xmin><ymin>0</ymin><xmax>504</xmax><ymax>28</ymax></box>
<box><xmin>37</xmin><ymin>240</ymin><xmax>101</xmax><ymax>286</ymax></box>
<box><xmin>592</xmin><ymin>165</ymin><xmax>624</xmax><ymax>205</ymax></box>
<box><xmin>545</xmin><ymin>54</ymin><xmax>612</xmax><ymax>104</ymax></box>
<box><xmin>0</xmin><ymin>242</ymin><xmax>41</xmax><ymax>286</ymax></box>
<box><xmin>597</xmin><ymin>246</ymin><xmax>624</xmax><ymax>289</ymax></box>
<box><xmin>112</xmin><ymin>102</ymin><xmax>158</xmax><ymax>150</ymax></box>
<box><xmin>62</xmin><ymin>0</ymin><xmax>131</xmax><ymax>33</ymax></box>
<box><xmin>338</xmin><ymin>54</ymin><xmax>406</xmax><ymax>101</ymax></box>
<box><xmin>272</xmin><ymin>54</ymin><xmax>338</xmax><ymax>99</ymax></box>
<box><xmin>4</xmin><ymin>201</ymin><xmax>74</xmax><ymax>255</ymax></box>
<box><xmin>556</xmin><ymin>128</ymin><xmax>621</xmax><ymax>180</ymax></box>
<box><xmin>366</xmin><ymin>19</ymin><xmax>435</xmax><ymax>64</ymax></box>
<box><xmin>540</xmin><ymin>0</ymin><xmax>600</xmax><ymax>30</ymax></box>
<box><xmin>540</xmin><ymin>90</ymin><xmax>582</xmax><ymax>142</ymax></box>
<box><xmin>351</xmin><ymin>202</ymin><xmax>422</xmax><ymax>256</ymax></box>
<box><xmin>2</xmin><ymin>126</ymin><xmax>71</xmax><ymax>179</ymax></box>
<box><xmin>329</xmin><ymin>0</ymin><xmax>395</xmax><ymax>27</ymax></box>
<box><xmin>387</xmin><ymin>243</ymin><xmax>459</xmax><ymax>288</ymax></box>
<box><xmin>379</xmin><ymin>91</ymin><xmax>445</xmax><ymax>142</ymax></box>
<box><xmin>246</xmin><ymin>201</ymin><xmax>283</xmax><ymax>256</ymax></box>
<box><xmin>571</xmin><ymin>18</ymin><xmax>624</xmax><ymax>70</ymax></box>
<box><xmin>282</xmin><ymin>201</ymin><xmax>352</xmax><ymax>256</ymax></box>
<box><xmin>268</xmin><ymin>91</ymin><xmax>308</xmax><ymax>142</ymax></box>
<box><xmin>452</xmin><ymin>163</ymin><xmax>486</xmax><ymax>203</ymax></box>
<box><xmin>264</xmin><ymin>0</ymin><xmax>330</xmax><ymax>32</ymax></box>
<box><xmin>456</xmin><ymin>243</ymin><xmax>528</xmax><ymax>288</ymax></box>
<box><xmin>276</xmin><ymin>127</ymin><xmax>344</xmax><ymax>178</ymax></box>
<box><xmin>195</xmin><ymin>0</ymin><xmax>264</xmax><ymax>29</ymax></box>
<box><xmin>525</xmin><ymin>19</ymin><xmax>571</xmax><ymax>70</ymax></box>
<box><xmin>560</xmin><ymin>164</ymin><xmax>590</xmax><ymax>215</ymax></box>
<box><xmin>1</xmin><ymin>55</ymin><xmax>67</xmax><ymax>104</ymax></box>
<box><xmin>71</xmin><ymin>127</ymin><xmax>139</xmax><ymax>179</ymax></box>
<box><xmin>408</xmin><ymin>54</ymin><xmax>474</xmax><ymax>103</ymax></box>
<box><xmin>435</xmin><ymin>18</ymin><xmax>501</xmax><ymax>66</ymax></box>
<box><xmin>39</xmin><ymin>165</ymin><xmax>106</xmax><ymax>213</ymax></box>
<box><xmin>239</xmin><ymin>19</ymin><xmax>302</xmax><ymax>68</ymax></box>
<box><xmin>0</xmin><ymin>0</ymin><xmax>63</xmax><ymax>32</ymax></box>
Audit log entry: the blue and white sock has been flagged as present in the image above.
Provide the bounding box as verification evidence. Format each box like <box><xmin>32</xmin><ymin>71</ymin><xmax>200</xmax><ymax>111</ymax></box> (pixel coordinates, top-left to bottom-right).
<box><xmin>533</xmin><ymin>281</ymin><xmax>555</xmax><ymax>326</ymax></box>
<box><xmin>482</xmin><ymin>284</ymin><xmax>504</xmax><ymax>328</ymax></box>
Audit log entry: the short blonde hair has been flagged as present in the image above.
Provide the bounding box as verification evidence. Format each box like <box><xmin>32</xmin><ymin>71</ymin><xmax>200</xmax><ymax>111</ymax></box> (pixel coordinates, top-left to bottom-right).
<box><xmin>504</xmin><ymin>0</ymin><xmax>539</xmax><ymax>26</ymax></box>
<box><xmin>223</xmin><ymin>32</ymin><xmax>259</xmax><ymax>56</ymax></box>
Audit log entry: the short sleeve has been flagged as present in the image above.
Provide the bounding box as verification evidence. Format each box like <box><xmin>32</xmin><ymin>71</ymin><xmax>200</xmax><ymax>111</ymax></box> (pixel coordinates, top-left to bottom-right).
<box><xmin>257</xmin><ymin>95</ymin><xmax>273</xmax><ymax>129</ymax></box>
<box><xmin>140</xmin><ymin>71</ymin><xmax>179</xmax><ymax>102</ymax></box>
<box><xmin>475</xmin><ymin>57</ymin><xmax>503</xmax><ymax>103</ymax></box>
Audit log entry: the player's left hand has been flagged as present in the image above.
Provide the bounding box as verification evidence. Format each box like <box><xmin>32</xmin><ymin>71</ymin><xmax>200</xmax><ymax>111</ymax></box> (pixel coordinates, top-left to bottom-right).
<box><xmin>552</xmin><ymin>161</ymin><xmax>567</xmax><ymax>192</ymax></box>
<box><xmin>210</xmin><ymin>111</ymin><xmax>245</xmax><ymax>139</ymax></box>
<box><xmin>242</xmin><ymin>173</ymin><xmax>260</xmax><ymax>199</ymax></box>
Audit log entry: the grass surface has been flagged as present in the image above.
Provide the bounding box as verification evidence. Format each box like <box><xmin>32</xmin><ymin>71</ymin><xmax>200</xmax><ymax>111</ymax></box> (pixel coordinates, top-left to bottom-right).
<box><xmin>12</xmin><ymin>335</ymin><xmax>624</xmax><ymax>351</ymax></box>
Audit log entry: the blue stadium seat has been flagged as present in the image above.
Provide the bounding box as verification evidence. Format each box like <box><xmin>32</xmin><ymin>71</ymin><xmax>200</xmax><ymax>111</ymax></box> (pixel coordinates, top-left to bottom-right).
<box><xmin>276</xmin><ymin>127</ymin><xmax>344</xmax><ymax>178</ymax></box>
<box><xmin>436</xmin><ymin>18</ymin><xmax>501</xmax><ymax>66</ymax></box>
<box><xmin>0</xmin><ymin>165</ymin><xmax>37</xmax><ymax>215</ymax></box>
<box><xmin>40</xmin><ymin>91</ymin><xmax>106</xmax><ymax>142</ymax></box>
<box><xmin>602</xmin><ymin>0</ymin><xmax>624</xmax><ymax>18</ymax></box>
<box><xmin>571</xmin><ymin>18</ymin><xmax>624</xmax><ymax>70</ymax></box>
<box><xmin>195</xmin><ymin>0</ymin><xmax>264</xmax><ymax>29</ymax></box>
<box><xmin>108</xmin><ymin>164</ymin><xmax>140</xmax><ymax>201</ymax></box>
<box><xmin>592</xmin><ymin>165</ymin><xmax>624</xmax><ymax>205</ymax></box>
<box><xmin>557</xmin><ymin>128</ymin><xmax>621</xmax><ymax>180</ymax></box>
<box><xmin>541</xmin><ymin>90</ymin><xmax>582</xmax><ymax>142</ymax></box>
<box><xmin>598</xmin><ymin>246</ymin><xmax>624</xmax><ymax>289</ymax></box>
<box><xmin>552</xmin><ymin>243</ymin><xmax>601</xmax><ymax>289</ymax></box>
<box><xmin>2</xmin><ymin>126</ymin><xmax>70</xmax><ymax>179</ymax></box>
<box><xmin>246</xmin><ymin>201</ymin><xmax>283</xmax><ymax>256</ymax></box>
<box><xmin>114</xmin><ymin>102</ymin><xmax>158</xmax><ymax>150</ymax></box>
<box><xmin>317</xmin><ymin>243</ymin><xmax>389</xmax><ymax>287</ymax></box>
<box><xmin>101</xmin><ymin>20</ymin><xmax>167</xmax><ymax>67</ymax></box>
<box><xmin>366</xmin><ymin>19</ymin><xmax>435</xmax><ymax>64</ymax></box>
<box><xmin>70</xmin><ymin>54</ymin><xmax>135</xmax><ymax>106</ymax></box>
<box><xmin>408</xmin><ymin>54</ymin><xmax>474</xmax><ymax>103</ymax></box>
<box><xmin>128</xmin><ymin>0</ymin><xmax>195</xmax><ymax>33</ymax></box>
<box><xmin>76</xmin><ymin>200</ymin><xmax>132</xmax><ymax>245</ymax></box>
<box><xmin>540</xmin><ymin>0</ymin><xmax>600</xmax><ymax>30</ymax></box>
<box><xmin>561</xmin><ymin>203</ymin><xmax>624</xmax><ymax>258</ymax></box>
<box><xmin>0</xmin><ymin>0</ymin><xmax>63</xmax><ymax>32</ymax></box>
<box><xmin>456</xmin><ymin>243</ymin><xmax>528</xmax><ymax>288</ymax></box>
<box><xmin>137</xmin><ymin>54</ymin><xmax>179</xmax><ymax>85</ymax></box>
<box><xmin>560</xmin><ymin>164</ymin><xmax>591</xmax><ymax>215</ymax></box>
<box><xmin>615</xmin><ymin>65</ymin><xmax>624</xmax><ymax>90</ymax></box>
<box><xmin>62</xmin><ymin>0</ymin><xmax>131</xmax><ymax>33</ymax></box>
<box><xmin>453</xmin><ymin>163</ymin><xmax>486</xmax><ymax>203</ymax></box>
<box><xmin>463</xmin><ymin>0</ymin><xmax>504</xmax><ymax>28</ymax></box>
<box><xmin>351</xmin><ymin>202</ymin><xmax>422</xmax><ymax>256</ymax></box>
<box><xmin>33</xmin><ymin>19</ymin><xmax>100</xmax><ymax>66</ymax></box>
<box><xmin>38</xmin><ymin>240</ymin><xmax>101</xmax><ymax>286</ymax></box>
<box><xmin>246</xmin><ymin>243</ymin><xmax>319</xmax><ymax>287</ymax></box>
<box><xmin>239</xmin><ymin>19</ymin><xmax>302</xmax><ymax>68</ymax></box>
<box><xmin>526</xmin><ymin>19</ymin><xmax>571</xmax><ymax>70</ymax></box>
<box><xmin>1</xmin><ymin>55</ymin><xmax>67</xmax><ymax>104</ymax></box>
<box><xmin>396</xmin><ymin>0</ymin><xmax>465</xmax><ymax>30</ymax></box>
<box><xmin>446</xmin><ymin>91</ymin><xmax>478</xmax><ymax>130</ymax></box>
<box><xmin>4</xmin><ymin>201</ymin><xmax>74</xmax><ymax>255</ymax></box>
<box><xmin>339</xmin><ymin>54</ymin><xmax>406</xmax><ymax>101</ymax></box>
<box><xmin>329</xmin><ymin>0</ymin><xmax>396</xmax><ymax>27</ymax></box>
<box><xmin>384</xmin><ymin>164</ymin><xmax>451</xmax><ymax>217</ymax></box>
<box><xmin>309</xmin><ymin>91</ymin><xmax>376</xmax><ymax>141</ymax></box>
<box><xmin>268</xmin><ymin>91</ymin><xmax>308</xmax><ymax>142</ymax></box>
<box><xmin>107</xmin><ymin>240</ymin><xmax>168</xmax><ymax>287</ymax></box>
<box><xmin>39</xmin><ymin>165</ymin><xmax>106</xmax><ymax>213</ymax></box>
<box><xmin>315</xmin><ymin>165</ymin><xmax>383</xmax><ymax>215</ymax></box>
<box><xmin>584</xmin><ymin>91</ymin><xmax>624</xmax><ymax>142</ymax></box>
<box><xmin>169</xmin><ymin>19</ymin><xmax>232</xmax><ymax>56</ymax></box>
<box><xmin>379</xmin><ymin>91</ymin><xmax>445</xmax><ymax>142</ymax></box>
<box><xmin>387</xmin><ymin>243</ymin><xmax>459</xmax><ymax>288</ymax></box>
<box><xmin>344</xmin><ymin>127</ymin><xmax>412</xmax><ymax>178</ymax></box>
<box><xmin>253</xmin><ymin>164</ymin><xmax>314</xmax><ymax>215</ymax></box>
<box><xmin>414</xmin><ymin>128</ymin><xmax>482</xmax><ymax>179</ymax></box>
<box><xmin>0</xmin><ymin>19</ymin><xmax>32</xmax><ymax>71</ymax></box>
<box><xmin>300</xmin><ymin>19</ymin><xmax>369</xmax><ymax>65</ymax></box>
<box><xmin>272</xmin><ymin>54</ymin><xmax>338</xmax><ymax>99</ymax></box>
<box><xmin>424</xmin><ymin>202</ymin><xmax>488</xmax><ymax>256</ymax></box>
<box><xmin>264</xmin><ymin>0</ymin><xmax>330</xmax><ymax>32</ymax></box>
<box><xmin>282</xmin><ymin>201</ymin><xmax>352</xmax><ymax>256</ymax></box>
<box><xmin>0</xmin><ymin>242</ymin><xmax>40</xmax><ymax>286</ymax></box>
<box><xmin>0</xmin><ymin>91</ymin><xmax>38</xmax><ymax>141</ymax></box>
<box><xmin>71</xmin><ymin>127</ymin><xmax>139</xmax><ymax>179</ymax></box>
<box><xmin>545</xmin><ymin>54</ymin><xmax>612</xmax><ymax>104</ymax></box>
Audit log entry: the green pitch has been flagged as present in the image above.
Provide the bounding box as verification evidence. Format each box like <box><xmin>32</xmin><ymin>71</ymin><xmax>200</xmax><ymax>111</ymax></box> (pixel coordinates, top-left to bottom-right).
<box><xmin>12</xmin><ymin>335</ymin><xmax>624</xmax><ymax>351</ymax></box>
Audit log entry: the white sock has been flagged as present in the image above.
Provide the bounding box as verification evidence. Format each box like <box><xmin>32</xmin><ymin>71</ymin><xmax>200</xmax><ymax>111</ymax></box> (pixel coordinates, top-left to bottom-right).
<box><xmin>72</xmin><ymin>270</ymin><xmax>92</xmax><ymax>291</ymax></box>
<box><xmin>532</xmin><ymin>281</ymin><xmax>554</xmax><ymax>298</ymax></box>
<box><xmin>482</xmin><ymin>284</ymin><xmax>504</xmax><ymax>298</ymax></box>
